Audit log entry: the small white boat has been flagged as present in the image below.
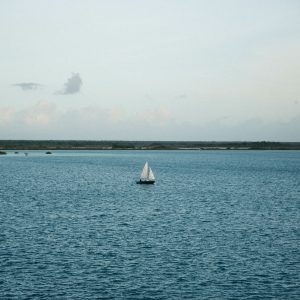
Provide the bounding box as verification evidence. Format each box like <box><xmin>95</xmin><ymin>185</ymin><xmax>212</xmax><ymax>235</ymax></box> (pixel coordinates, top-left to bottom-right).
<box><xmin>136</xmin><ymin>161</ymin><xmax>155</xmax><ymax>184</ymax></box>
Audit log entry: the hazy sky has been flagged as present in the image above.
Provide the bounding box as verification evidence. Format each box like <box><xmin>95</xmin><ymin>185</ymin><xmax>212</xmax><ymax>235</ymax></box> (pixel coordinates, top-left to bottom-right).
<box><xmin>1</xmin><ymin>0</ymin><xmax>299</xmax><ymax>141</ymax></box>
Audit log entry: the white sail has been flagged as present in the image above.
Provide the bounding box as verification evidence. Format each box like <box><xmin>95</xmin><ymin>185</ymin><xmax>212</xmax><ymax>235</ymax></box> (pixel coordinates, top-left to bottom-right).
<box><xmin>139</xmin><ymin>161</ymin><xmax>155</xmax><ymax>182</ymax></box>
<box><xmin>140</xmin><ymin>162</ymin><xmax>149</xmax><ymax>180</ymax></box>
<box><xmin>148</xmin><ymin>168</ymin><xmax>155</xmax><ymax>181</ymax></box>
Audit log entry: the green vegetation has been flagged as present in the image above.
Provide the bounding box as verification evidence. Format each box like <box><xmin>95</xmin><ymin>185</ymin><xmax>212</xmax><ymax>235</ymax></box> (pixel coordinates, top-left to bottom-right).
<box><xmin>0</xmin><ymin>140</ymin><xmax>299</xmax><ymax>150</ymax></box>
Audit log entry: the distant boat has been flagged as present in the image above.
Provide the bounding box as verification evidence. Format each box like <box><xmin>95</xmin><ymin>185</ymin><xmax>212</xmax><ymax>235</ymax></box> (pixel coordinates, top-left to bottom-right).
<box><xmin>136</xmin><ymin>161</ymin><xmax>155</xmax><ymax>184</ymax></box>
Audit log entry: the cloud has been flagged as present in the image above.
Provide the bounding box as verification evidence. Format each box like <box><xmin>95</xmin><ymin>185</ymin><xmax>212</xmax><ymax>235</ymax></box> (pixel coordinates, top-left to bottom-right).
<box><xmin>56</xmin><ymin>73</ymin><xmax>82</xmax><ymax>95</ymax></box>
<box><xmin>176</xmin><ymin>94</ymin><xmax>187</xmax><ymax>100</ymax></box>
<box><xmin>17</xmin><ymin>101</ymin><xmax>57</xmax><ymax>126</ymax></box>
<box><xmin>0</xmin><ymin>101</ymin><xmax>299</xmax><ymax>141</ymax></box>
<box><xmin>137</xmin><ymin>106</ymin><xmax>172</xmax><ymax>126</ymax></box>
<box><xmin>0</xmin><ymin>107</ymin><xmax>14</xmax><ymax>124</ymax></box>
<box><xmin>13</xmin><ymin>82</ymin><xmax>42</xmax><ymax>91</ymax></box>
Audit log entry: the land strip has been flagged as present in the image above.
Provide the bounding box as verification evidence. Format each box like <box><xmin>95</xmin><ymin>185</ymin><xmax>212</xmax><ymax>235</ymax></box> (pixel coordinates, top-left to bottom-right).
<box><xmin>0</xmin><ymin>140</ymin><xmax>300</xmax><ymax>150</ymax></box>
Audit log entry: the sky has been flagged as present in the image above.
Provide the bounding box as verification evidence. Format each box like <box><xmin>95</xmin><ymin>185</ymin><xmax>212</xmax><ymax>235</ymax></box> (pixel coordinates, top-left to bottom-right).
<box><xmin>0</xmin><ymin>0</ymin><xmax>299</xmax><ymax>141</ymax></box>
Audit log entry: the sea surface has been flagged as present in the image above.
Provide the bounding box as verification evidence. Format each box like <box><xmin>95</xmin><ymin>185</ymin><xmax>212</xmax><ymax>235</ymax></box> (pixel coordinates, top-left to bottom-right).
<box><xmin>1</xmin><ymin>150</ymin><xmax>299</xmax><ymax>299</ymax></box>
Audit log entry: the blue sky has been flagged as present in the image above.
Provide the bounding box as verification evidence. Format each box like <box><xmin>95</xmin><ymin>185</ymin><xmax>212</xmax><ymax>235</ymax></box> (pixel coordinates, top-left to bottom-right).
<box><xmin>0</xmin><ymin>0</ymin><xmax>299</xmax><ymax>140</ymax></box>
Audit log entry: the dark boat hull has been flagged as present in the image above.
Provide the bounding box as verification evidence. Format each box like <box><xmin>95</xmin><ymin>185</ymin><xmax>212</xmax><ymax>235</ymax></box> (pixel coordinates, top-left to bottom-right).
<box><xmin>136</xmin><ymin>180</ymin><xmax>155</xmax><ymax>184</ymax></box>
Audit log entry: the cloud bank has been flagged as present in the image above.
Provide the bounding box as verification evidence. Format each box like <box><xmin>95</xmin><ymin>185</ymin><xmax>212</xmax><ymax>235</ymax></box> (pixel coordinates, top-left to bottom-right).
<box><xmin>0</xmin><ymin>102</ymin><xmax>299</xmax><ymax>141</ymax></box>
<box><xmin>13</xmin><ymin>82</ymin><xmax>42</xmax><ymax>91</ymax></box>
<box><xmin>56</xmin><ymin>73</ymin><xmax>82</xmax><ymax>95</ymax></box>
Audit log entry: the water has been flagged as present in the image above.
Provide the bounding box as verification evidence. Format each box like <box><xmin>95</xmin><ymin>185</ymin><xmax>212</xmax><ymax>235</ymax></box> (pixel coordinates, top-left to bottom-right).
<box><xmin>1</xmin><ymin>150</ymin><xmax>299</xmax><ymax>299</ymax></box>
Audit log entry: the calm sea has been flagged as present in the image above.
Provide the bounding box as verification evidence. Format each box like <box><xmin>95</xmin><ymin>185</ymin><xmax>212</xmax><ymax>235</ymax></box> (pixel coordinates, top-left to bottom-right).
<box><xmin>1</xmin><ymin>150</ymin><xmax>299</xmax><ymax>299</ymax></box>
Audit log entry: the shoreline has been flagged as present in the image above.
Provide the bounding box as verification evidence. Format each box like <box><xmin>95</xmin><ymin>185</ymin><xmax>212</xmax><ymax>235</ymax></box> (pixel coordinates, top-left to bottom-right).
<box><xmin>1</xmin><ymin>140</ymin><xmax>300</xmax><ymax>151</ymax></box>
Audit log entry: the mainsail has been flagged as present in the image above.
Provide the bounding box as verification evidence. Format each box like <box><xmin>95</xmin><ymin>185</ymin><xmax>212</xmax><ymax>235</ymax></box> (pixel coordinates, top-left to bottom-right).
<box><xmin>140</xmin><ymin>162</ymin><xmax>149</xmax><ymax>180</ymax></box>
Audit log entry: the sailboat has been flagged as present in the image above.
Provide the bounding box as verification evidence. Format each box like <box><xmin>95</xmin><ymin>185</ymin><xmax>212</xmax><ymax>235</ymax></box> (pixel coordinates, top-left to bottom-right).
<box><xmin>136</xmin><ymin>161</ymin><xmax>155</xmax><ymax>184</ymax></box>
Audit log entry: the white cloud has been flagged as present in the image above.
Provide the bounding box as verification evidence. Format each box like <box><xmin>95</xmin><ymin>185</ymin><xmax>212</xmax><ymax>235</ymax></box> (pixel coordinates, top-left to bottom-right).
<box><xmin>136</xmin><ymin>106</ymin><xmax>172</xmax><ymax>126</ymax></box>
<box><xmin>0</xmin><ymin>107</ymin><xmax>14</xmax><ymax>124</ymax></box>
<box><xmin>18</xmin><ymin>101</ymin><xmax>57</xmax><ymax>126</ymax></box>
<box><xmin>0</xmin><ymin>101</ymin><xmax>299</xmax><ymax>141</ymax></box>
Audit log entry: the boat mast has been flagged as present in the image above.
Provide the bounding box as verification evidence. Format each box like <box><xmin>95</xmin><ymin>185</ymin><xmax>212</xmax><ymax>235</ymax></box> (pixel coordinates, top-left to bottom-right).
<box><xmin>147</xmin><ymin>163</ymin><xmax>150</xmax><ymax>179</ymax></box>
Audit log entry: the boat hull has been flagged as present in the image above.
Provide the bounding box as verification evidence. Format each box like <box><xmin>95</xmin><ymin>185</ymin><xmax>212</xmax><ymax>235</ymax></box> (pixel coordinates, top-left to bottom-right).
<box><xmin>136</xmin><ymin>180</ymin><xmax>155</xmax><ymax>184</ymax></box>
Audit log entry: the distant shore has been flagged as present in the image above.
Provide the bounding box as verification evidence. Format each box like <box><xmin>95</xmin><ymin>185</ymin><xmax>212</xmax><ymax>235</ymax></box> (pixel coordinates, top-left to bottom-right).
<box><xmin>0</xmin><ymin>140</ymin><xmax>300</xmax><ymax>150</ymax></box>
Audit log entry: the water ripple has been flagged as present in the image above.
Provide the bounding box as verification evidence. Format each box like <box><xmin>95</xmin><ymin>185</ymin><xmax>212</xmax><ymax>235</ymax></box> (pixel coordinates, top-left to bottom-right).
<box><xmin>1</xmin><ymin>150</ymin><xmax>299</xmax><ymax>299</ymax></box>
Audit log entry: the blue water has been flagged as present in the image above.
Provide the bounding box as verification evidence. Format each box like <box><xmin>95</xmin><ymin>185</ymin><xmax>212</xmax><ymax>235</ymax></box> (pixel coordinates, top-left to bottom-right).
<box><xmin>1</xmin><ymin>150</ymin><xmax>299</xmax><ymax>299</ymax></box>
